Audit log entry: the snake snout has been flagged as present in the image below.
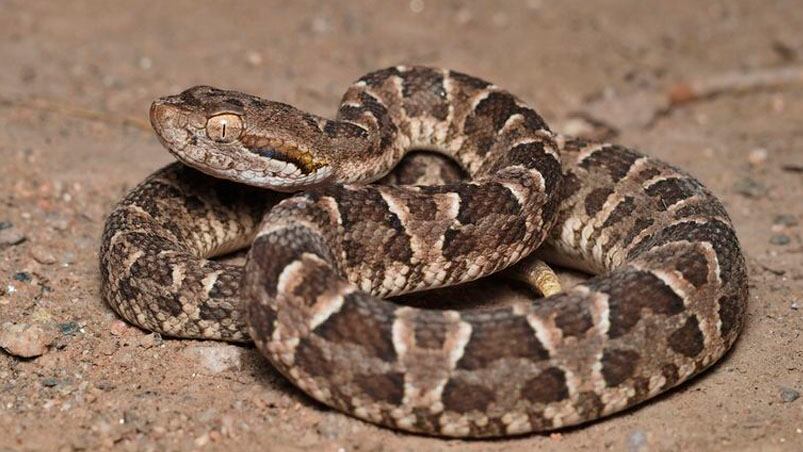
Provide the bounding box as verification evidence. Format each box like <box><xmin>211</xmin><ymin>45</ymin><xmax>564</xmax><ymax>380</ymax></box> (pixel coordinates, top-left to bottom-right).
<box><xmin>150</xmin><ymin>100</ymin><xmax>195</xmax><ymax>151</ymax></box>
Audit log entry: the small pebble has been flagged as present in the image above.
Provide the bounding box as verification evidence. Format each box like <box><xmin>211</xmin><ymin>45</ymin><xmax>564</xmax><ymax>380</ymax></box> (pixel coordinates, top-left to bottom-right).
<box><xmin>58</xmin><ymin>321</ymin><xmax>80</xmax><ymax>335</ymax></box>
<box><xmin>30</xmin><ymin>246</ymin><xmax>57</xmax><ymax>264</ymax></box>
<box><xmin>49</xmin><ymin>219</ymin><xmax>69</xmax><ymax>231</ymax></box>
<box><xmin>109</xmin><ymin>320</ymin><xmax>132</xmax><ymax>336</ymax></box>
<box><xmin>0</xmin><ymin>322</ymin><xmax>58</xmax><ymax>358</ymax></box>
<box><xmin>747</xmin><ymin>148</ymin><xmax>768</xmax><ymax>166</ymax></box>
<box><xmin>138</xmin><ymin>56</ymin><xmax>152</xmax><ymax>70</ymax></box>
<box><xmin>0</xmin><ymin>227</ymin><xmax>26</xmax><ymax>246</ymax></box>
<box><xmin>770</xmin><ymin>234</ymin><xmax>791</xmax><ymax>246</ymax></box>
<box><xmin>780</xmin><ymin>387</ymin><xmax>800</xmax><ymax>403</ymax></box>
<box><xmin>41</xmin><ymin>377</ymin><xmax>60</xmax><ymax>387</ymax></box>
<box><xmin>194</xmin><ymin>433</ymin><xmax>210</xmax><ymax>447</ymax></box>
<box><xmin>628</xmin><ymin>429</ymin><xmax>648</xmax><ymax>452</ymax></box>
<box><xmin>138</xmin><ymin>332</ymin><xmax>163</xmax><ymax>349</ymax></box>
<box><xmin>183</xmin><ymin>343</ymin><xmax>244</xmax><ymax>374</ymax></box>
<box><xmin>246</xmin><ymin>51</ymin><xmax>263</xmax><ymax>67</ymax></box>
<box><xmin>733</xmin><ymin>177</ymin><xmax>768</xmax><ymax>198</ymax></box>
<box><xmin>773</xmin><ymin>214</ymin><xmax>798</xmax><ymax>227</ymax></box>
<box><xmin>13</xmin><ymin>272</ymin><xmax>32</xmax><ymax>282</ymax></box>
<box><xmin>0</xmin><ymin>221</ymin><xmax>11</xmax><ymax>230</ymax></box>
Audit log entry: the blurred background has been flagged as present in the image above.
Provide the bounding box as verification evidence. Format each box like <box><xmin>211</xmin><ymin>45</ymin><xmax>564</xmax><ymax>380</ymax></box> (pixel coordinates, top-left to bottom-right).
<box><xmin>1</xmin><ymin>1</ymin><xmax>801</xmax><ymax>450</ymax></box>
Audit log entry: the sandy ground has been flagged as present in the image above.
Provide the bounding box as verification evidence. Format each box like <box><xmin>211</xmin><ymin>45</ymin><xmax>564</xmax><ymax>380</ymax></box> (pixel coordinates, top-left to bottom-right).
<box><xmin>1</xmin><ymin>0</ymin><xmax>802</xmax><ymax>450</ymax></box>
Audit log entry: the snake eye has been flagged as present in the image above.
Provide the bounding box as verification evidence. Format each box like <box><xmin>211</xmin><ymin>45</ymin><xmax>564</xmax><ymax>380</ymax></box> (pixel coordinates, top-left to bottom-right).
<box><xmin>205</xmin><ymin>114</ymin><xmax>243</xmax><ymax>142</ymax></box>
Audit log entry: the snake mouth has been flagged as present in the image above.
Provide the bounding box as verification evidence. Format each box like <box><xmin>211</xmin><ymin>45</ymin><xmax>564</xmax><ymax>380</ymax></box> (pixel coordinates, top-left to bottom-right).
<box><xmin>248</xmin><ymin>146</ymin><xmax>327</xmax><ymax>176</ymax></box>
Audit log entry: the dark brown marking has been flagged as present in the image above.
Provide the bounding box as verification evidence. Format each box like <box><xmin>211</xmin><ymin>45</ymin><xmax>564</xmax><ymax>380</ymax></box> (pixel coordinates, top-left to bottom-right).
<box><xmin>337</xmin><ymin>91</ymin><xmax>398</xmax><ymax>152</ymax></box>
<box><xmin>246</xmin><ymin>302</ymin><xmax>277</xmax><ymax>348</ymax></box>
<box><xmin>601</xmin><ymin>196</ymin><xmax>636</xmax><ymax>228</ymax></box>
<box><xmin>579</xmin><ymin>145</ymin><xmax>642</xmax><ymax>180</ymax></box>
<box><xmin>358</xmin><ymin>67</ymin><xmax>404</xmax><ymax>87</ymax></box>
<box><xmin>554</xmin><ymin>299</ymin><xmax>594</xmax><ymax>338</ymax></box>
<box><xmin>526</xmin><ymin>411</ymin><xmax>554</xmax><ymax>431</ymax></box>
<box><xmin>457</xmin><ymin>310</ymin><xmax>549</xmax><ymax>370</ymax></box>
<box><xmin>622</xmin><ymin>217</ymin><xmax>654</xmax><ymax>249</ymax></box>
<box><xmin>675</xmin><ymin>248</ymin><xmax>710</xmax><ymax>287</ymax></box>
<box><xmin>249</xmin><ymin>224</ymin><xmax>333</xmax><ymax>299</ymax></box>
<box><xmin>584</xmin><ymin>187</ymin><xmax>614</xmax><ymax>217</ymax></box>
<box><xmin>328</xmin><ymin>186</ymin><xmax>413</xmax><ymax>266</ymax></box>
<box><xmin>498</xmin><ymin>141</ymin><xmax>562</xmax><ymax>194</ymax></box>
<box><xmin>353</xmin><ymin>372</ymin><xmax>404</xmax><ymax>405</ymax></box>
<box><xmin>442</xmin><ymin>378</ymin><xmax>496</xmax><ymax>413</ymax></box>
<box><xmin>575</xmin><ymin>391</ymin><xmax>604</xmax><ymax>419</ymax></box>
<box><xmin>560</xmin><ymin>172</ymin><xmax>583</xmax><ymax>201</ymax></box>
<box><xmin>521</xmin><ymin>367</ymin><xmax>569</xmax><ymax>404</ymax></box>
<box><xmin>323</xmin><ymin>120</ymin><xmax>369</xmax><ymax>139</ymax></box>
<box><xmin>660</xmin><ymin>363</ymin><xmax>680</xmax><ymax>389</ymax></box>
<box><xmin>472</xmin><ymin>92</ymin><xmax>547</xmax><ymax>132</ymax></box>
<box><xmin>645</xmin><ymin>177</ymin><xmax>701</xmax><ymax>210</ymax></box>
<box><xmin>601</xmin><ymin>348</ymin><xmax>641</xmax><ymax>387</ymax></box>
<box><xmin>448</xmin><ymin>70</ymin><xmax>491</xmax><ymax>90</ymax></box>
<box><xmin>672</xmin><ymin>199</ymin><xmax>729</xmax><ymax>221</ymax></box>
<box><xmin>294</xmin><ymin>338</ymin><xmax>335</xmax><ymax>377</ymax></box>
<box><xmin>668</xmin><ymin>315</ymin><xmax>705</xmax><ymax>357</ymax></box>
<box><xmin>587</xmin><ymin>269</ymin><xmax>684</xmax><ymax>339</ymax></box>
<box><xmin>628</xmin><ymin>376</ymin><xmax>652</xmax><ymax>405</ymax></box>
<box><xmin>312</xmin><ymin>292</ymin><xmax>397</xmax><ymax>362</ymax></box>
<box><xmin>718</xmin><ymin>293</ymin><xmax>744</xmax><ymax>336</ymax></box>
<box><xmin>400</xmin><ymin>67</ymin><xmax>449</xmax><ymax>120</ymax></box>
<box><xmin>628</xmin><ymin>219</ymin><xmax>742</xmax><ymax>288</ymax></box>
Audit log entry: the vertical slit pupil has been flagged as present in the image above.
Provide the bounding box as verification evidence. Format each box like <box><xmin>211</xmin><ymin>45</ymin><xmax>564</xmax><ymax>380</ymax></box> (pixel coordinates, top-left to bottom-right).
<box><xmin>222</xmin><ymin>121</ymin><xmax>227</xmax><ymax>138</ymax></box>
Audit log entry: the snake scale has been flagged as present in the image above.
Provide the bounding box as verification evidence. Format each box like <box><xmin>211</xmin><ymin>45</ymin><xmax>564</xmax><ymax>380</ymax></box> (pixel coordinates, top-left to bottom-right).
<box><xmin>100</xmin><ymin>66</ymin><xmax>747</xmax><ymax>437</ymax></box>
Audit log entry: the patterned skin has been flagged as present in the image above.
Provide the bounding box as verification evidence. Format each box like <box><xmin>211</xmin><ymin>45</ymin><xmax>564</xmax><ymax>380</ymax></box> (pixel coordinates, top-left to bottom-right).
<box><xmin>101</xmin><ymin>66</ymin><xmax>747</xmax><ymax>437</ymax></box>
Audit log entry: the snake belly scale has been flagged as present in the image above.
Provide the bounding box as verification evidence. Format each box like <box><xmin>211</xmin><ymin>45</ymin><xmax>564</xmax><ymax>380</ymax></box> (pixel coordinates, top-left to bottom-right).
<box><xmin>100</xmin><ymin>66</ymin><xmax>747</xmax><ymax>437</ymax></box>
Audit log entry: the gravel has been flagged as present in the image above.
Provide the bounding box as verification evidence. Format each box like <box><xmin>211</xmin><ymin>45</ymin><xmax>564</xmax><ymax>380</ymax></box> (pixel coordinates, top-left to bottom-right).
<box><xmin>769</xmin><ymin>234</ymin><xmax>791</xmax><ymax>246</ymax></box>
<box><xmin>182</xmin><ymin>344</ymin><xmax>245</xmax><ymax>374</ymax></box>
<box><xmin>0</xmin><ymin>227</ymin><xmax>26</xmax><ymax>246</ymax></box>
<box><xmin>0</xmin><ymin>322</ymin><xmax>58</xmax><ymax>358</ymax></box>
<box><xmin>780</xmin><ymin>387</ymin><xmax>799</xmax><ymax>403</ymax></box>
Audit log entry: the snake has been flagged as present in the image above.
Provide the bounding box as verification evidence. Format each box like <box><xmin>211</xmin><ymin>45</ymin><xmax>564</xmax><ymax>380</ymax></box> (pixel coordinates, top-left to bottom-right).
<box><xmin>99</xmin><ymin>66</ymin><xmax>748</xmax><ymax>437</ymax></box>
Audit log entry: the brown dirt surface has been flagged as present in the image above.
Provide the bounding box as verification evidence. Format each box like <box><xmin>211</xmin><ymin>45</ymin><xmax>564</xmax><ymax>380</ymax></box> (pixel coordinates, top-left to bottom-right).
<box><xmin>1</xmin><ymin>1</ymin><xmax>802</xmax><ymax>450</ymax></box>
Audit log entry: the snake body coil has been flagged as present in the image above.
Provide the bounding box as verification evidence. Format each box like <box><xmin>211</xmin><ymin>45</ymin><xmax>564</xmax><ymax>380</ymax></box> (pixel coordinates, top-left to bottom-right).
<box><xmin>100</xmin><ymin>66</ymin><xmax>747</xmax><ymax>437</ymax></box>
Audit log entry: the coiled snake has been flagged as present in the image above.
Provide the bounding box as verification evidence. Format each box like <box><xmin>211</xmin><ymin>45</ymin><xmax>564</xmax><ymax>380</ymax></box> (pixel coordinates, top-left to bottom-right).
<box><xmin>100</xmin><ymin>66</ymin><xmax>747</xmax><ymax>437</ymax></box>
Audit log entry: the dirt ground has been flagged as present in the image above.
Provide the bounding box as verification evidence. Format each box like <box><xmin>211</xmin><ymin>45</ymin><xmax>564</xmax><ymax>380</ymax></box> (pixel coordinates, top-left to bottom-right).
<box><xmin>1</xmin><ymin>0</ymin><xmax>802</xmax><ymax>450</ymax></box>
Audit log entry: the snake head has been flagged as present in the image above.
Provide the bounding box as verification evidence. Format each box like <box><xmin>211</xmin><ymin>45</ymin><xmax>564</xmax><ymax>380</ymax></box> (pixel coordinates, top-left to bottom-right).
<box><xmin>150</xmin><ymin>86</ymin><xmax>334</xmax><ymax>191</ymax></box>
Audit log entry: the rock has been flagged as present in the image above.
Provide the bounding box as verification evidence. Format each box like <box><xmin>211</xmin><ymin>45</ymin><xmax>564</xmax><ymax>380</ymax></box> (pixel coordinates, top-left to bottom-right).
<box><xmin>780</xmin><ymin>387</ymin><xmax>799</xmax><ymax>403</ymax></box>
<box><xmin>109</xmin><ymin>320</ymin><xmax>133</xmax><ymax>336</ymax></box>
<box><xmin>316</xmin><ymin>413</ymin><xmax>356</xmax><ymax>439</ymax></box>
<box><xmin>13</xmin><ymin>272</ymin><xmax>32</xmax><ymax>282</ymax></box>
<box><xmin>0</xmin><ymin>322</ymin><xmax>58</xmax><ymax>358</ymax></box>
<box><xmin>770</xmin><ymin>234</ymin><xmax>791</xmax><ymax>246</ymax></box>
<box><xmin>41</xmin><ymin>377</ymin><xmax>60</xmax><ymax>387</ymax></box>
<box><xmin>733</xmin><ymin>177</ymin><xmax>768</xmax><ymax>198</ymax></box>
<box><xmin>30</xmin><ymin>246</ymin><xmax>57</xmax><ymax>264</ymax></box>
<box><xmin>747</xmin><ymin>148</ymin><xmax>768</xmax><ymax>166</ymax></box>
<box><xmin>0</xmin><ymin>227</ymin><xmax>26</xmax><ymax>246</ymax></box>
<box><xmin>183</xmin><ymin>343</ymin><xmax>244</xmax><ymax>374</ymax></box>
<box><xmin>773</xmin><ymin>214</ymin><xmax>798</xmax><ymax>227</ymax></box>
<box><xmin>138</xmin><ymin>332</ymin><xmax>163</xmax><ymax>349</ymax></box>
<box><xmin>58</xmin><ymin>321</ymin><xmax>81</xmax><ymax>335</ymax></box>
<box><xmin>628</xmin><ymin>429</ymin><xmax>648</xmax><ymax>452</ymax></box>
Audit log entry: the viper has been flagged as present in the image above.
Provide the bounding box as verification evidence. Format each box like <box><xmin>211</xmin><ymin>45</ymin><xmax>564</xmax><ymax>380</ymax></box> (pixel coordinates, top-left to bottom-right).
<box><xmin>100</xmin><ymin>66</ymin><xmax>747</xmax><ymax>437</ymax></box>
